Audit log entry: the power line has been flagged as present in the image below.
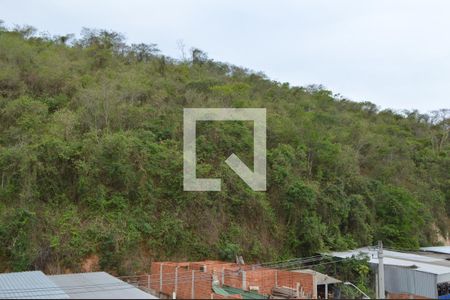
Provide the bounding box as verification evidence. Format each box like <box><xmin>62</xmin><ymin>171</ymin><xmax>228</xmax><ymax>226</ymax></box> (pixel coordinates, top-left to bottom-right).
<box><xmin>259</xmin><ymin>255</ymin><xmax>335</xmax><ymax>269</ymax></box>
<box><xmin>2</xmin><ymin>285</ymin><xmax>144</xmax><ymax>299</ymax></box>
<box><xmin>258</xmin><ymin>254</ymin><xmax>324</xmax><ymax>266</ymax></box>
<box><xmin>2</xmin><ymin>264</ymin><xmax>347</xmax><ymax>295</ymax></box>
<box><xmin>0</xmin><ymin>255</ymin><xmax>355</xmax><ymax>297</ymax></box>
<box><xmin>0</xmin><ymin>282</ymin><xmax>129</xmax><ymax>293</ymax></box>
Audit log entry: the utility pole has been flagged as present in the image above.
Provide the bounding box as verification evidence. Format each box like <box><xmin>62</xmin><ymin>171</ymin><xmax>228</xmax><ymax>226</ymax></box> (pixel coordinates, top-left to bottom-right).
<box><xmin>378</xmin><ymin>240</ymin><xmax>385</xmax><ymax>299</ymax></box>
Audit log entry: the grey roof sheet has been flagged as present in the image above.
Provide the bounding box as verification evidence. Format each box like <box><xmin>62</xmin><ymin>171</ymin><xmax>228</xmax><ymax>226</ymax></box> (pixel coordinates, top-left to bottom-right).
<box><xmin>0</xmin><ymin>271</ymin><xmax>69</xmax><ymax>299</ymax></box>
<box><xmin>48</xmin><ymin>272</ymin><xmax>157</xmax><ymax>299</ymax></box>
<box><xmin>329</xmin><ymin>247</ymin><xmax>450</xmax><ymax>283</ymax></box>
<box><xmin>420</xmin><ymin>246</ymin><xmax>450</xmax><ymax>255</ymax></box>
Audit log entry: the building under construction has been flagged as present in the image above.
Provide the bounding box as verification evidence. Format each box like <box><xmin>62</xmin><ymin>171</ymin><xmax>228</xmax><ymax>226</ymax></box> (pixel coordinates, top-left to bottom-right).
<box><xmin>145</xmin><ymin>260</ymin><xmax>341</xmax><ymax>299</ymax></box>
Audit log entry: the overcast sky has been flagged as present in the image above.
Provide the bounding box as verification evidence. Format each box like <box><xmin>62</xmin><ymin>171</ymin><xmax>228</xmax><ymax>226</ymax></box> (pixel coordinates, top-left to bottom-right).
<box><xmin>2</xmin><ymin>0</ymin><xmax>449</xmax><ymax>112</ymax></box>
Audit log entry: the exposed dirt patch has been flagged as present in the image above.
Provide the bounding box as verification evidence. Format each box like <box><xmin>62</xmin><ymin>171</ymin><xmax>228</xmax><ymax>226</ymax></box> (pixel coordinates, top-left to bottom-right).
<box><xmin>81</xmin><ymin>254</ymin><xmax>100</xmax><ymax>272</ymax></box>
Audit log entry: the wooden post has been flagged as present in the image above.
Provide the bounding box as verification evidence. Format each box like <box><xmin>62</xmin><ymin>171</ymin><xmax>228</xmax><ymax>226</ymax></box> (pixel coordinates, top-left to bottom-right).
<box><xmin>147</xmin><ymin>274</ymin><xmax>150</xmax><ymax>290</ymax></box>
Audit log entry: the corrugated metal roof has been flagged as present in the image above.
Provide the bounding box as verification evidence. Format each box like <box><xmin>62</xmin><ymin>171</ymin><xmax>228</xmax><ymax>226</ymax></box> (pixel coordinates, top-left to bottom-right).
<box><xmin>384</xmin><ymin>265</ymin><xmax>438</xmax><ymax>299</ymax></box>
<box><xmin>332</xmin><ymin>247</ymin><xmax>444</xmax><ymax>264</ymax></box>
<box><xmin>212</xmin><ymin>285</ymin><xmax>231</xmax><ymax>296</ymax></box>
<box><xmin>48</xmin><ymin>272</ymin><xmax>157</xmax><ymax>299</ymax></box>
<box><xmin>0</xmin><ymin>271</ymin><xmax>69</xmax><ymax>299</ymax></box>
<box><xmin>221</xmin><ymin>285</ymin><xmax>268</xmax><ymax>299</ymax></box>
<box><xmin>421</xmin><ymin>246</ymin><xmax>450</xmax><ymax>255</ymax></box>
<box><xmin>330</xmin><ymin>247</ymin><xmax>450</xmax><ymax>283</ymax></box>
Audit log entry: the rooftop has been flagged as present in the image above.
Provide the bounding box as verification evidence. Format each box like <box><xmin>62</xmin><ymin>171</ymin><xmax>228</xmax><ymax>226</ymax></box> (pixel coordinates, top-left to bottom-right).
<box><xmin>0</xmin><ymin>271</ymin><xmax>157</xmax><ymax>299</ymax></box>
<box><xmin>0</xmin><ymin>271</ymin><xmax>69</xmax><ymax>299</ymax></box>
<box><xmin>48</xmin><ymin>272</ymin><xmax>157</xmax><ymax>299</ymax></box>
<box><xmin>420</xmin><ymin>246</ymin><xmax>450</xmax><ymax>255</ymax></box>
<box><xmin>330</xmin><ymin>247</ymin><xmax>450</xmax><ymax>283</ymax></box>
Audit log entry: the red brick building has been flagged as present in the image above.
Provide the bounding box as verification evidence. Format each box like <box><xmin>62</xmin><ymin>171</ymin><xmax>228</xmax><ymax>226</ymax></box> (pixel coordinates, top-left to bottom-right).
<box><xmin>149</xmin><ymin>260</ymin><xmax>317</xmax><ymax>299</ymax></box>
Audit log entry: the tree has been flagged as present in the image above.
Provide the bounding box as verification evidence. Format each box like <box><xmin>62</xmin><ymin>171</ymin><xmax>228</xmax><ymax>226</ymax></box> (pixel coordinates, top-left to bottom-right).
<box><xmin>130</xmin><ymin>43</ymin><xmax>159</xmax><ymax>62</ymax></box>
<box><xmin>0</xmin><ymin>23</ymin><xmax>448</xmax><ymax>274</ymax></box>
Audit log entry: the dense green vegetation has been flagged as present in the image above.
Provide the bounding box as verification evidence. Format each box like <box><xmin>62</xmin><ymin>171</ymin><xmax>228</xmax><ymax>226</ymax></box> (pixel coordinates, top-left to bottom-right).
<box><xmin>0</xmin><ymin>23</ymin><xmax>449</xmax><ymax>274</ymax></box>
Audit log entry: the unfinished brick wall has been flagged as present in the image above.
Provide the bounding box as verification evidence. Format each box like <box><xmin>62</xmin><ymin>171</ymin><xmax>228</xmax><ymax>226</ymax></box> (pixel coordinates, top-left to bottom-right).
<box><xmin>244</xmin><ymin>268</ymin><xmax>277</xmax><ymax>295</ymax></box>
<box><xmin>175</xmin><ymin>268</ymin><xmax>194</xmax><ymax>299</ymax></box>
<box><xmin>150</xmin><ymin>262</ymin><xmax>176</xmax><ymax>297</ymax></box>
<box><xmin>239</xmin><ymin>268</ymin><xmax>313</xmax><ymax>297</ymax></box>
<box><xmin>150</xmin><ymin>262</ymin><xmax>214</xmax><ymax>299</ymax></box>
<box><xmin>190</xmin><ymin>260</ymin><xmax>237</xmax><ymax>273</ymax></box>
<box><xmin>277</xmin><ymin>270</ymin><xmax>314</xmax><ymax>298</ymax></box>
<box><xmin>150</xmin><ymin>261</ymin><xmax>315</xmax><ymax>299</ymax></box>
<box><xmin>222</xmin><ymin>269</ymin><xmax>243</xmax><ymax>289</ymax></box>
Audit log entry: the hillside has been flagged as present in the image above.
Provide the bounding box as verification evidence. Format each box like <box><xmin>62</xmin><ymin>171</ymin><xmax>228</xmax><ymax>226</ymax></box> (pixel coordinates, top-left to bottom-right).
<box><xmin>0</xmin><ymin>25</ymin><xmax>449</xmax><ymax>275</ymax></box>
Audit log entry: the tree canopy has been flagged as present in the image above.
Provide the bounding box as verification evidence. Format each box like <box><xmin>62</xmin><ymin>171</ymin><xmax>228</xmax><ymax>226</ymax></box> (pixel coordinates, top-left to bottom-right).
<box><xmin>0</xmin><ymin>25</ymin><xmax>448</xmax><ymax>274</ymax></box>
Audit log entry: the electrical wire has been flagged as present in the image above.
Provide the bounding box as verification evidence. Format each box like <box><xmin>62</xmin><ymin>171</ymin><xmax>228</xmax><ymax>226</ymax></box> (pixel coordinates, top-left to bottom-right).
<box><xmin>0</xmin><ymin>255</ymin><xmax>351</xmax><ymax>297</ymax></box>
<box><xmin>2</xmin><ymin>285</ymin><xmax>144</xmax><ymax>298</ymax></box>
